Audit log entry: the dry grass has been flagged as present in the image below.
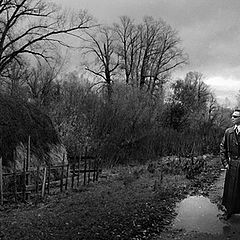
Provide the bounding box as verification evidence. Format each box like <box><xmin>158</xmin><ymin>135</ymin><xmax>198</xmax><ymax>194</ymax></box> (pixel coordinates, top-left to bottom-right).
<box><xmin>0</xmin><ymin>157</ymin><xmax>222</xmax><ymax>240</ymax></box>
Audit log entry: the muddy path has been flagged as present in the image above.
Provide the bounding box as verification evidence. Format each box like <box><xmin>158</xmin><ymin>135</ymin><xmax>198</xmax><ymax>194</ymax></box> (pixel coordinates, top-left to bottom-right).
<box><xmin>154</xmin><ymin>170</ymin><xmax>240</xmax><ymax>240</ymax></box>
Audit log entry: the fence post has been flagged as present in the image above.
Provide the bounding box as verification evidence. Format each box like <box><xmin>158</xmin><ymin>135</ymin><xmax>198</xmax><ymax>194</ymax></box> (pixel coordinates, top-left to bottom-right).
<box><xmin>83</xmin><ymin>157</ymin><xmax>87</xmax><ymax>186</ymax></box>
<box><xmin>71</xmin><ymin>163</ymin><xmax>75</xmax><ymax>188</ymax></box>
<box><xmin>36</xmin><ymin>166</ymin><xmax>40</xmax><ymax>194</ymax></box>
<box><xmin>26</xmin><ymin>136</ymin><xmax>30</xmax><ymax>186</ymax></box>
<box><xmin>60</xmin><ymin>153</ymin><xmax>65</xmax><ymax>192</ymax></box>
<box><xmin>65</xmin><ymin>163</ymin><xmax>69</xmax><ymax>190</ymax></box>
<box><xmin>0</xmin><ymin>157</ymin><xmax>3</xmax><ymax>205</ymax></box>
<box><xmin>41</xmin><ymin>167</ymin><xmax>47</xmax><ymax>198</ymax></box>
<box><xmin>47</xmin><ymin>164</ymin><xmax>50</xmax><ymax>194</ymax></box>
<box><xmin>22</xmin><ymin>152</ymin><xmax>26</xmax><ymax>202</ymax></box>
<box><xmin>77</xmin><ymin>155</ymin><xmax>80</xmax><ymax>186</ymax></box>
<box><xmin>96</xmin><ymin>158</ymin><xmax>99</xmax><ymax>181</ymax></box>
<box><xmin>93</xmin><ymin>158</ymin><xmax>96</xmax><ymax>182</ymax></box>
<box><xmin>13</xmin><ymin>150</ymin><xmax>17</xmax><ymax>202</ymax></box>
<box><xmin>88</xmin><ymin>159</ymin><xmax>91</xmax><ymax>184</ymax></box>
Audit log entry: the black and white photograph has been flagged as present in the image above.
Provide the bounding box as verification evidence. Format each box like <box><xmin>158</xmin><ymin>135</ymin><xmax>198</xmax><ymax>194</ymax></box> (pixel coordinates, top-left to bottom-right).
<box><xmin>0</xmin><ymin>0</ymin><xmax>240</xmax><ymax>239</ymax></box>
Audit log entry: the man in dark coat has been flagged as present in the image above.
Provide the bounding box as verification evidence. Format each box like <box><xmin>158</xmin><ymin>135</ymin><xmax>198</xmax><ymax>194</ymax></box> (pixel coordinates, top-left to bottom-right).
<box><xmin>220</xmin><ymin>109</ymin><xmax>240</xmax><ymax>219</ymax></box>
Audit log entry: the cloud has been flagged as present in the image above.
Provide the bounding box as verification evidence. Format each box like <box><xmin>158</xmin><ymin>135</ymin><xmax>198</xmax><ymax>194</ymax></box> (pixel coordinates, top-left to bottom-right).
<box><xmin>204</xmin><ymin>76</ymin><xmax>239</xmax><ymax>106</ymax></box>
<box><xmin>52</xmin><ymin>0</ymin><xmax>240</xmax><ymax>104</ymax></box>
<box><xmin>205</xmin><ymin>76</ymin><xmax>239</xmax><ymax>89</ymax></box>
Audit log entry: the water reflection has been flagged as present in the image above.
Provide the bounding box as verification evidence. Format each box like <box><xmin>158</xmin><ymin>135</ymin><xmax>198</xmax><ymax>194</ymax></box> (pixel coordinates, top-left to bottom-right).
<box><xmin>172</xmin><ymin>195</ymin><xmax>227</xmax><ymax>234</ymax></box>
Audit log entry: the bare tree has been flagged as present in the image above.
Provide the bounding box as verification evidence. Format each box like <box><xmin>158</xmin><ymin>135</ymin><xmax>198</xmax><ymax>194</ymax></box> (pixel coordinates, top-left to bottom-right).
<box><xmin>114</xmin><ymin>16</ymin><xmax>139</xmax><ymax>85</ymax></box>
<box><xmin>207</xmin><ymin>92</ymin><xmax>218</xmax><ymax>122</ymax></box>
<box><xmin>137</xmin><ymin>17</ymin><xmax>188</xmax><ymax>92</ymax></box>
<box><xmin>83</xmin><ymin>25</ymin><xmax>119</xmax><ymax>101</ymax></box>
<box><xmin>172</xmin><ymin>72</ymin><xmax>210</xmax><ymax>112</ymax></box>
<box><xmin>83</xmin><ymin>16</ymin><xmax>187</xmax><ymax>100</ymax></box>
<box><xmin>0</xmin><ymin>0</ymin><xmax>93</xmax><ymax>77</ymax></box>
<box><xmin>0</xmin><ymin>59</ymin><xmax>28</xmax><ymax>96</ymax></box>
<box><xmin>26</xmin><ymin>60</ymin><xmax>62</xmax><ymax>110</ymax></box>
<box><xmin>114</xmin><ymin>16</ymin><xmax>188</xmax><ymax>94</ymax></box>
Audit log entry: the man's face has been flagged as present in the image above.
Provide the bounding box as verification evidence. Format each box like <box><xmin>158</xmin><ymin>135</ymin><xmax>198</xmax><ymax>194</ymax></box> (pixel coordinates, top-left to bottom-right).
<box><xmin>232</xmin><ymin>111</ymin><xmax>240</xmax><ymax>125</ymax></box>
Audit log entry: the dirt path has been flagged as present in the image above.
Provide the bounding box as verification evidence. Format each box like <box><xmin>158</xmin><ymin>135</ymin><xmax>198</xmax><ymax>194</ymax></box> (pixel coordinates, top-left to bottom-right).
<box><xmin>154</xmin><ymin>170</ymin><xmax>240</xmax><ymax>240</ymax></box>
<box><xmin>0</xmin><ymin>156</ymin><xmax>231</xmax><ymax>240</ymax></box>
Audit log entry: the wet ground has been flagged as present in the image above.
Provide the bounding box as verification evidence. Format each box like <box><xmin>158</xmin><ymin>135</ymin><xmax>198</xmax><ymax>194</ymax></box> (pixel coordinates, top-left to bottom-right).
<box><xmin>173</xmin><ymin>195</ymin><xmax>226</xmax><ymax>234</ymax></box>
<box><xmin>155</xmin><ymin>170</ymin><xmax>240</xmax><ymax>240</ymax></box>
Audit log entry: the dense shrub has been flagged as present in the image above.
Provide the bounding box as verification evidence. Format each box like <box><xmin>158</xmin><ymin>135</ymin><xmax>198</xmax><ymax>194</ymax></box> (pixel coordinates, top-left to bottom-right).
<box><xmin>48</xmin><ymin>78</ymin><xmax>226</xmax><ymax>167</ymax></box>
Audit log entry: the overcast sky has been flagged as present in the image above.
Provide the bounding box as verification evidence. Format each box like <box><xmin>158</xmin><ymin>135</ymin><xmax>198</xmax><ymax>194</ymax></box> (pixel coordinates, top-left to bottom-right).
<box><xmin>52</xmin><ymin>0</ymin><xmax>240</xmax><ymax>107</ymax></box>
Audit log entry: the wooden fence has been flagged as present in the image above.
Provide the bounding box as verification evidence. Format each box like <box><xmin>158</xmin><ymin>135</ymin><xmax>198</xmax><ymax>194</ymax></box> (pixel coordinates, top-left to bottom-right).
<box><xmin>0</xmin><ymin>155</ymin><xmax>101</xmax><ymax>205</ymax></box>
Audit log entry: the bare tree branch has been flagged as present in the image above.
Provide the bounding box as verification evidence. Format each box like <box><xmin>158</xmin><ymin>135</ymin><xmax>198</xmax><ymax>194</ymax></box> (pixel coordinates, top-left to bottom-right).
<box><xmin>83</xmin><ymin>25</ymin><xmax>119</xmax><ymax>101</ymax></box>
<box><xmin>0</xmin><ymin>0</ymin><xmax>94</xmax><ymax>76</ymax></box>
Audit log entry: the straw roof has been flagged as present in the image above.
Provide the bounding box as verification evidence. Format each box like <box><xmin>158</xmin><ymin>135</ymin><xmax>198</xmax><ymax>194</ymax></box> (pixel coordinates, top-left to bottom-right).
<box><xmin>0</xmin><ymin>94</ymin><xmax>60</xmax><ymax>166</ymax></box>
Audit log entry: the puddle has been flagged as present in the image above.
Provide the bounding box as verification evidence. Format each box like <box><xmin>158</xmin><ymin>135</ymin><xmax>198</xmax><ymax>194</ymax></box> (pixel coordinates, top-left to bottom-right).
<box><xmin>172</xmin><ymin>195</ymin><xmax>227</xmax><ymax>234</ymax></box>
<box><xmin>168</xmin><ymin>170</ymin><xmax>240</xmax><ymax>238</ymax></box>
<box><xmin>172</xmin><ymin>171</ymin><xmax>240</xmax><ymax>236</ymax></box>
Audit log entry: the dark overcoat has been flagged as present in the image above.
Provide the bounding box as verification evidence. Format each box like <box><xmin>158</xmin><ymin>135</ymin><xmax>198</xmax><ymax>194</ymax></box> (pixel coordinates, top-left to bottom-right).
<box><xmin>220</xmin><ymin>126</ymin><xmax>240</xmax><ymax>214</ymax></box>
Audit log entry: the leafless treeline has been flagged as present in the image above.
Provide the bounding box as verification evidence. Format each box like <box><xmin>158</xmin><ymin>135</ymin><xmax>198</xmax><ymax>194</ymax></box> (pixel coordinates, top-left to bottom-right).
<box><xmin>83</xmin><ymin>16</ymin><xmax>188</xmax><ymax>100</ymax></box>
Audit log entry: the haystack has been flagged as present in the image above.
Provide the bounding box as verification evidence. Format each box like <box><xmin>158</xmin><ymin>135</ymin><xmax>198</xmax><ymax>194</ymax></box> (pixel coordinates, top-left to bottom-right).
<box><xmin>0</xmin><ymin>94</ymin><xmax>64</xmax><ymax>169</ymax></box>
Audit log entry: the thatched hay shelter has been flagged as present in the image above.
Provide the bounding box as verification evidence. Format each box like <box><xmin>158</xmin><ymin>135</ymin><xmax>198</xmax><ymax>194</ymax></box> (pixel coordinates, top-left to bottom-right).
<box><xmin>0</xmin><ymin>94</ymin><xmax>60</xmax><ymax>167</ymax></box>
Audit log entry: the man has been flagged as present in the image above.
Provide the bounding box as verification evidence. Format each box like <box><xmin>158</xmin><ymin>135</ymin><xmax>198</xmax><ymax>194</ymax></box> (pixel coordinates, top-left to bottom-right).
<box><xmin>220</xmin><ymin>109</ymin><xmax>240</xmax><ymax>219</ymax></box>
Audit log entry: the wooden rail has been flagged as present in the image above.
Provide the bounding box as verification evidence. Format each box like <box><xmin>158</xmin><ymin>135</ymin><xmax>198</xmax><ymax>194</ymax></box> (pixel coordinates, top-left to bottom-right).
<box><xmin>0</xmin><ymin>154</ymin><xmax>102</xmax><ymax>205</ymax></box>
